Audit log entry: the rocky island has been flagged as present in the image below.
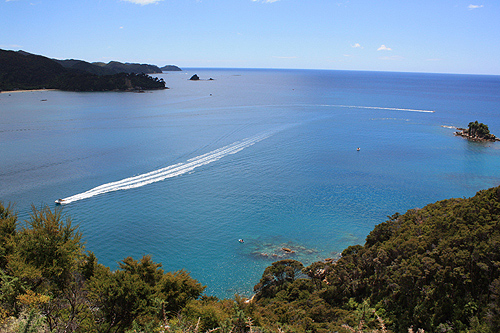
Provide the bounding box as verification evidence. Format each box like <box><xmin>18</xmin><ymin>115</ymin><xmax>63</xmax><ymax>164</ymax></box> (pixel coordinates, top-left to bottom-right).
<box><xmin>455</xmin><ymin>120</ymin><xmax>499</xmax><ymax>142</ymax></box>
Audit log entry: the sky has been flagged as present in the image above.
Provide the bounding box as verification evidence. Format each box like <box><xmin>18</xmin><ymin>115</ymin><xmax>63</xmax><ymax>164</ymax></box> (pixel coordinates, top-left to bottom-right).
<box><xmin>1</xmin><ymin>0</ymin><xmax>499</xmax><ymax>75</ymax></box>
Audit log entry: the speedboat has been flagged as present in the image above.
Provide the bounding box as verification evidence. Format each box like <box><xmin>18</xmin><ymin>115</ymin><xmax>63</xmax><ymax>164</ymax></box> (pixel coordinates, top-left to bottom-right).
<box><xmin>55</xmin><ymin>198</ymin><xmax>66</xmax><ymax>205</ymax></box>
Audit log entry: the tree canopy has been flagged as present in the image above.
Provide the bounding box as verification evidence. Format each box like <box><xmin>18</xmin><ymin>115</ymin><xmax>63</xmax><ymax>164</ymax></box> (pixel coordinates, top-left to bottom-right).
<box><xmin>456</xmin><ymin>121</ymin><xmax>499</xmax><ymax>142</ymax></box>
<box><xmin>1</xmin><ymin>185</ymin><xmax>500</xmax><ymax>332</ymax></box>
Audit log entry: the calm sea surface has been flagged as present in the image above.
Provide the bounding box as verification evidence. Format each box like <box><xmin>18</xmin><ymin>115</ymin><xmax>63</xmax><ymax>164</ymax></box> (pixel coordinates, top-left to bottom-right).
<box><xmin>1</xmin><ymin>69</ymin><xmax>500</xmax><ymax>297</ymax></box>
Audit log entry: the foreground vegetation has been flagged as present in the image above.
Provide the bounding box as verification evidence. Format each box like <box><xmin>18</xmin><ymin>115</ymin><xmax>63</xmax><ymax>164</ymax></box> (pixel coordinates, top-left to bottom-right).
<box><xmin>1</xmin><ymin>185</ymin><xmax>500</xmax><ymax>332</ymax></box>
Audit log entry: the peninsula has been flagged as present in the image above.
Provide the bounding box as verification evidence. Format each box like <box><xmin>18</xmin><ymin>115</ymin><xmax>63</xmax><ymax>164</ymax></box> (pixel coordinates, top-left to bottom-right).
<box><xmin>0</xmin><ymin>49</ymin><xmax>169</xmax><ymax>92</ymax></box>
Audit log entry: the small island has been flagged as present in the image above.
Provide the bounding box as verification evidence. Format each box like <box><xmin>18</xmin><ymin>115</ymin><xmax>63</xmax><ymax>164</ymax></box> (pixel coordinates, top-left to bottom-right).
<box><xmin>455</xmin><ymin>121</ymin><xmax>499</xmax><ymax>142</ymax></box>
<box><xmin>160</xmin><ymin>65</ymin><xmax>182</xmax><ymax>71</ymax></box>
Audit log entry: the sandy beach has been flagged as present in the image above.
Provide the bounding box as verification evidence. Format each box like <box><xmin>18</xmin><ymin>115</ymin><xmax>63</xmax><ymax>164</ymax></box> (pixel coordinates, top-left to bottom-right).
<box><xmin>0</xmin><ymin>89</ymin><xmax>57</xmax><ymax>94</ymax></box>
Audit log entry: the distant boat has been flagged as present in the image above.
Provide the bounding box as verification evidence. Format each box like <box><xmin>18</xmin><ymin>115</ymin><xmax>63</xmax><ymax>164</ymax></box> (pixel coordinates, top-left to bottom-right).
<box><xmin>55</xmin><ymin>198</ymin><xmax>66</xmax><ymax>205</ymax></box>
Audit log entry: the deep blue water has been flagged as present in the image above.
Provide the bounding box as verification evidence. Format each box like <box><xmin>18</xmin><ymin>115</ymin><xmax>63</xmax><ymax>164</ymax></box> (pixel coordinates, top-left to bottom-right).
<box><xmin>1</xmin><ymin>68</ymin><xmax>500</xmax><ymax>297</ymax></box>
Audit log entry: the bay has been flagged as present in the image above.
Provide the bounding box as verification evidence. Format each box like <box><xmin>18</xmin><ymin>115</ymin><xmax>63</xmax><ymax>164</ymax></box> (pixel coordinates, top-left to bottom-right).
<box><xmin>1</xmin><ymin>69</ymin><xmax>500</xmax><ymax>297</ymax></box>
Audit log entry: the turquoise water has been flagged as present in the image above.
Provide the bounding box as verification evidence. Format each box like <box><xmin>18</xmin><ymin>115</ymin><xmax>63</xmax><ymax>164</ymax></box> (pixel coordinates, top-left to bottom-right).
<box><xmin>1</xmin><ymin>69</ymin><xmax>500</xmax><ymax>297</ymax></box>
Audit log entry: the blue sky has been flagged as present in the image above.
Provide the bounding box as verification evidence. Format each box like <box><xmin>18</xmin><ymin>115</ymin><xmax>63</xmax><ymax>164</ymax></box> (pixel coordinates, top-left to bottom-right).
<box><xmin>1</xmin><ymin>0</ymin><xmax>499</xmax><ymax>74</ymax></box>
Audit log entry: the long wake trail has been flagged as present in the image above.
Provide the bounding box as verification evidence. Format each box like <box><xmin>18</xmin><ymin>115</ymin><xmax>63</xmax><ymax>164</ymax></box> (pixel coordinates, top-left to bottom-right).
<box><xmin>322</xmin><ymin>104</ymin><xmax>435</xmax><ymax>113</ymax></box>
<box><xmin>58</xmin><ymin>130</ymin><xmax>278</xmax><ymax>204</ymax></box>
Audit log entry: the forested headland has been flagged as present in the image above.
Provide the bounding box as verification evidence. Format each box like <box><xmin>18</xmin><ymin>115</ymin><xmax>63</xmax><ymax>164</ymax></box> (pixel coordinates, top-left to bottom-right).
<box><xmin>0</xmin><ymin>49</ymin><xmax>167</xmax><ymax>92</ymax></box>
<box><xmin>1</xmin><ymin>185</ymin><xmax>500</xmax><ymax>332</ymax></box>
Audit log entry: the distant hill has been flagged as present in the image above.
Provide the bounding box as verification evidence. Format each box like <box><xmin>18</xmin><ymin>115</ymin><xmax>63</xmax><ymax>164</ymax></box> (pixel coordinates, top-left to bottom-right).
<box><xmin>0</xmin><ymin>49</ymin><xmax>67</xmax><ymax>91</ymax></box>
<box><xmin>160</xmin><ymin>65</ymin><xmax>182</xmax><ymax>71</ymax></box>
<box><xmin>94</xmin><ymin>61</ymin><xmax>163</xmax><ymax>74</ymax></box>
<box><xmin>55</xmin><ymin>59</ymin><xmax>163</xmax><ymax>75</ymax></box>
<box><xmin>0</xmin><ymin>49</ymin><xmax>166</xmax><ymax>92</ymax></box>
<box><xmin>54</xmin><ymin>59</ymin><xmax>117</xmax><ymax>76</ymax></box>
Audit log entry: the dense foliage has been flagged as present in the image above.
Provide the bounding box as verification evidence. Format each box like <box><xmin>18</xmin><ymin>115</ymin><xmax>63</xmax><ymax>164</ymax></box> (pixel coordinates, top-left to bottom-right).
<box><xmin>246</xmin><ymin>186</ymin><xmax>500</xmax><ymax>332</ymax></box>
<box><xmin>0</xmin><ymin>204</ymin><xmax>204</xmax><ymax>332</ymax></box>
<box><xmin>99</xmin><ymin>61</ymin><xmax>163</xmax><ymax>75</ymax></box>
<box><xmin>1</xmin><ymin>185</ymin><xmax>500</xmax><ymax>332</ymax></box>
<box><xmin>55</xmin><ymin>59</ymin><xmax>164</xmax><ymax>75</ymax></box>
<box><xmin>0</xmin><ymin>49</ymin><xmax>67</xmax><ymax>91</ymax></box>
<box><xmin>0</xmin><ymin>49</ymin><xmax>166</xmax><ymax>91</ymax></box>
<box><xmin>468</xmin><ymin>121</ymin><xmax>493</xmax><ymax>139</ymax></box>
<box><xmin>56</xmin><ymin>72</ymin><xmax>166</xmax><ymax>92</ymax></box>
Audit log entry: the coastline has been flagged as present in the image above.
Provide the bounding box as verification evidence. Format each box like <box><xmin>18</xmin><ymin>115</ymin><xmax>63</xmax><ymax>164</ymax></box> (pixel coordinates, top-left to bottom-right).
<box><xmin>0</xmin><ymin>87</ymin><xmax>166</xmax><ymax>94</ymax></box>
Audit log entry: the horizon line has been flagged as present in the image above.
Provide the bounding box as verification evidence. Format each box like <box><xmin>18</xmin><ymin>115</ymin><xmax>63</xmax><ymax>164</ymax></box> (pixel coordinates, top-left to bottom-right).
<box><xmin>2</xmin><ymin>47</ymin><xmax>499</xmax><ymax>77</ymax></box>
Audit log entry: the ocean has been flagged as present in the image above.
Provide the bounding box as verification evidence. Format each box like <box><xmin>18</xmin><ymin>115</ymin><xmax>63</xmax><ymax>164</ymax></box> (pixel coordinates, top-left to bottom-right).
<box><xmin>1</xmin><ymin>68</ymin><xmax>500</xmax><ymax>297</ymax></box>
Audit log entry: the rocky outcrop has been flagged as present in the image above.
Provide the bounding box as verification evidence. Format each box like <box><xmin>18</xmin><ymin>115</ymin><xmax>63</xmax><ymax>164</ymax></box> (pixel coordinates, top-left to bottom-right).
<box><xmin>455</xmin><ymin>121</ymin><xmax>499</xmax><ymax>142</ymax></box>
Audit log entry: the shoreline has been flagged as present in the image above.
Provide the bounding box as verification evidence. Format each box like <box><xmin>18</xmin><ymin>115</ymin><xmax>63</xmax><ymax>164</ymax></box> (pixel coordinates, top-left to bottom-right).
<box><xmin>0</xmin><ymin>89</ymin><xmax>57</xmax><ymax>94</ymax></box>
<box><xmin>1</xmin><ymin>87</ymin><xmax>166</xmax><ymax>94</ymax></box>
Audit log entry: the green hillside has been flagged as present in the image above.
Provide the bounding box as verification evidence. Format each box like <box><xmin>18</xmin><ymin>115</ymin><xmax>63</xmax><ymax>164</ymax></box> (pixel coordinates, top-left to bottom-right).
<box><xmin>0</xmin><ymin>49</ymin><xmax>166</xmax><ymax>92</ymax></box>
<box><xmin>248</xmin><ymin>185</ymin><xmax>500</xmax><ymax>332</ymax></box>
<box><xmin>1</xmin><ymin>185</ymin><xmax>499</xmax><ymax>332</ymax></box>
<box><xmin>0</xmin><ymin>49</ymin><xmax>67</xmax><ymax>91</ymax></box>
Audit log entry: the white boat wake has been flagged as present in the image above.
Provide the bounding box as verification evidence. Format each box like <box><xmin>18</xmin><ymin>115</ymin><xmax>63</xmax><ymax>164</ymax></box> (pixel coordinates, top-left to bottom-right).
<box><xmin>57</xmin><ymin>129</ymin><xmax>279</xmax><ymax>205</ymax></box>
<box><xmin>321</xmin><ymin>104</ymin><xmax>435</xmax><ymax>113</ymax></box>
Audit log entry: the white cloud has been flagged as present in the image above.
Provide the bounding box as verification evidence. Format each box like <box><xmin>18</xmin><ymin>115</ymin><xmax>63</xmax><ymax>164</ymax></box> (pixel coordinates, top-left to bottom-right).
<box><xmin>272</xmin><ymin>56</ymin><xmax>297</xmax><ymax>59</ymax></box>
<box><xmin>468</xmin><ymin>4</ymin><xmax>484</xmax><ymax>10</ymax></box>
<box><xmin>122</xmin><ymin>0</ymin><xmax>162</xmax><ymax>5</ymax></box>
<box><xmin>252</xmin><ymin>0</ymin><xmax>281</xmax><ymax>3</ymax></box>
<box><xmin>377</xmin><ymin>45</ymin><xmax>392</xmax><ymax>51</ymax></box>
<box><xmin>351</xmin><ymin>43</ymin><xmax>363</xmax><ymax>48</ymax></box>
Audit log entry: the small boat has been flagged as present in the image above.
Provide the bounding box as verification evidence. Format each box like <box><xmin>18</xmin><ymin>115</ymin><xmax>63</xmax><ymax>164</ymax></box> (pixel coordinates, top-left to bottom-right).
<box><xmin>55</xmin><ymin>198</ymin><xmax>66</xmax><ymax>205</ymax></box>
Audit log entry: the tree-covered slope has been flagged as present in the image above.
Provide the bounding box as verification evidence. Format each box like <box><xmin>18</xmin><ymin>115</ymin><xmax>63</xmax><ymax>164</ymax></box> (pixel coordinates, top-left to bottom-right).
<box><xmin>0</xmin><ymin>49</ymin><xmax>166</xmax><ymax>91</ymax></box>
<box><xmin>330</xmin><ymin>186</ymin><xmax>500</xmax><ymax>331</ymax></box>
<box><xmin>0</xmin><ymin>49</ymin><xmax>67</xmax><ymax>91</ymax></box>
<box><xmin>0</xmin><ymin>204</ymin><xmax>204</xmax><ymax>332</ymax></box>
<box><xmin>54</xmin><ymin>59</ymin><xmax>117</xmax><ymax>76</ymax></box>
<box><xmin>100</xmin><ymin>61</ymin><xmax>162</xmax><ymax>74</ymax></box>
<box><xmin>1</xmin><ymin>186</ymin><xmax>500</xmax><ymax>332</ymax></box>
<box><xmin>250</xmin><ymin>185</ymin><xmax>500</xmax><ymax>332</ymax></box>
<box><xmin>55</xmin><ymin>59</ymin><xmax>164</xmax><ymax>75</ymax></box>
